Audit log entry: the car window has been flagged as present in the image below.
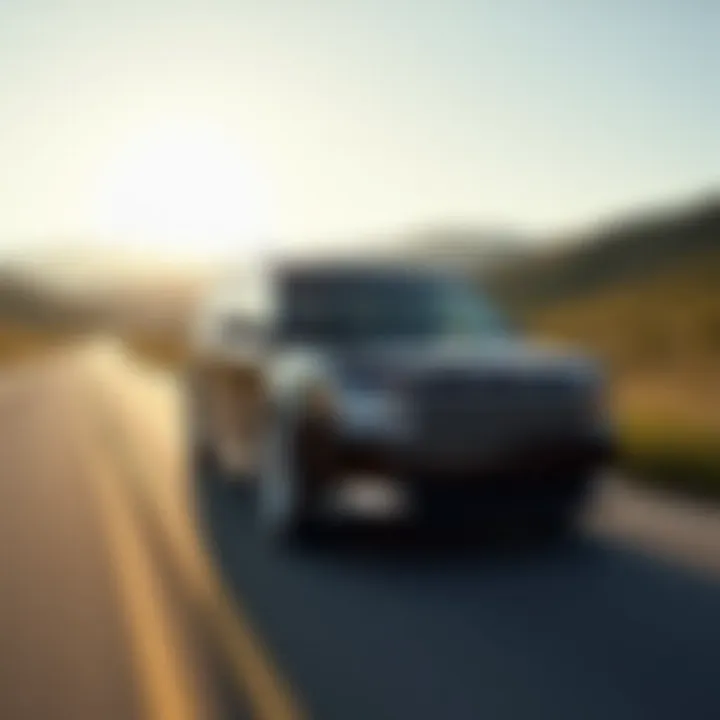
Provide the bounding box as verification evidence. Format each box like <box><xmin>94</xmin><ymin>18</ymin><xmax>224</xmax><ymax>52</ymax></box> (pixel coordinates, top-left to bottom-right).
<box><xmin>279</xmin><ymin>271</ymin><xmax>510</xmax><ymax>344</ymax></box>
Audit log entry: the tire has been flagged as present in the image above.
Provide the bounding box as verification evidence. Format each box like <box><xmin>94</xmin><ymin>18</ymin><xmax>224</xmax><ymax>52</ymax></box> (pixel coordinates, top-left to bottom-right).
<box><xmin>188</xmin><ymin>429</ymin><xmax>225</xmax><ymax>483</ymax></box>
<box><xmin>528</xmin><ymin>473</ymin><xmax>593</xmax><ymax>543</ymax></box>
<box><xmin>257</xmin><ymin>417</ymin><xmax>317</xmax><ymax>547</ymax></box>
<box><xmin>185</xmin><ymin>377</ymin><xmax>225</xmax><ymax>485</ymax></box>
<box><xmin>528</xmin><ymin>507</ymin><xmax>575</xmax><ymax>543</ymax></box>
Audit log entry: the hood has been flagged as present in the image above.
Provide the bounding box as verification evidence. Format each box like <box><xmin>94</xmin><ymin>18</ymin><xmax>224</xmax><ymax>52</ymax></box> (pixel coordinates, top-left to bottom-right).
<box><xmin>328</xmin><ymin>337</ymin><xmax>600</xmax><ymax>390</ymax></box>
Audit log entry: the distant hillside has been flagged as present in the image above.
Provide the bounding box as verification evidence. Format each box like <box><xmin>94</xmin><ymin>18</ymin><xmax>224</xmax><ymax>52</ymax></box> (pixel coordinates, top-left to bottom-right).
<box><xmin>482</xmin><ymin>193</ymin><xmax>720</xmax><ymax>313</ymax></box>
<box><xmin>530</xmin><ymin>249</ymin><xmax>720</xmax><ymax>370</ymax></box>
<box><xmin>0</xmin><ymin>267</ymin><xmax>102</xmax><ymax>329</ymax></box>
<box><xmin>404</xmin><ymin>226</ymin><xmax>530</xmax><ymax>273</ymax></box>
<box><xmin>0</xmin><ymin>249</ymin><xmax>207</xmax><ymax>368</ymax></box>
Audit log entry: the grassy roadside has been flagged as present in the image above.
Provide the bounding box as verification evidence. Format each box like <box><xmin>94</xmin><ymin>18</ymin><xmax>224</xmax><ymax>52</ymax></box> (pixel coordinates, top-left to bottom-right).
<box><xmin>618</xmin><ymin>413</ymin><xmax>720</xmax><ymax>501</ymax></box>
<box><xmin>120</xmin><ymin>332</ymin><xmax>190</xmax><ymax>370</ymax></box>
<box><xmin>0</xmin><ymin>320</ymin><xmax>82</xmax><ymax>366</ymax></box>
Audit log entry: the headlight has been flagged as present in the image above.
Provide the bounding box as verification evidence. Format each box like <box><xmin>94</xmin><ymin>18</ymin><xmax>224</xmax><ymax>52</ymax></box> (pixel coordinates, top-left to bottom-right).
<box><xmin>337</xmin><ymin>389</ymin><xmax>409</xmax><ymax>435</ymax></box>
<box><xmin>303</xmin><ymin>371</ymin><xmax>409</xmax><ymax>436</ymax></box>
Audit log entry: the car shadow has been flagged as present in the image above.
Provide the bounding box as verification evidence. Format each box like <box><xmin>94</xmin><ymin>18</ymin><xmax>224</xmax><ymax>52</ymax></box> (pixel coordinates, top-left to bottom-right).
<box><xmin>193</xmin><ymin>465</ymin><xmax>626</xmax><ymax>574</ymax></box>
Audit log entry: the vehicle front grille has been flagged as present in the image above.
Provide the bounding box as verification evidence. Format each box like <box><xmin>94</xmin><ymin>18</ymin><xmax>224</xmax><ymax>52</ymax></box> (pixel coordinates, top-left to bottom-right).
<box><xmin>408</xmin><ymin>370</ymin><xmax>584</xmax><ymax>459</ymax></box>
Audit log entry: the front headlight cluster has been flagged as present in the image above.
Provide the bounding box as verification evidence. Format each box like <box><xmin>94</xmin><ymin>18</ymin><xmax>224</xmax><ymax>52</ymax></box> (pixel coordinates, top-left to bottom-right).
<box><xmin>339</xmin><ymin>390</ymin><xmax>407</xmax><ymax>432</ymax></box>
<box><xmin>305</xmin><ymin>378</ymin><xmax>408</xmax><ymax>436</ymax></box>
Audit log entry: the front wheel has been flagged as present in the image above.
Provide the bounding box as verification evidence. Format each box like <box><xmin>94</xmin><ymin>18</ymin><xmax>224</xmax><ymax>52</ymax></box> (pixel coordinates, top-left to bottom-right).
<box><xmin>257</xmin><ymin>419</ymin><xmax>317</xmax><ymax>547</ymax></box>
<box><xmin>185</xmin><ymin>375</ymin><xmax>223</xmax><ymax>485</ymax></box>
<box><xmin>191</xmin><ymin>440</ymin><xmax>222</xmax><ymax>480</ymax></box>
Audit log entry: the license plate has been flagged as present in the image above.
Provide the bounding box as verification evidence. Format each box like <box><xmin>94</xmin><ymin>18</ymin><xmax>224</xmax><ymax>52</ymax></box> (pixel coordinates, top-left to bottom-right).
<box><xmin>333</xmin><ymin>475</ymin><xmax>413</xmax><ymax>519</ymax></box>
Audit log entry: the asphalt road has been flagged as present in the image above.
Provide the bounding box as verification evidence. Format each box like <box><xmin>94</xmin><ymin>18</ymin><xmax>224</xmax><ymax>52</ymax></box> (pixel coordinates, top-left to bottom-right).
<box><xmin>198</xmin><ymin>477</ymin><xmax>720</xmax><ymax>720</ymax></box>
<box><xmin>0</xmin><ymin>352</ymin><xmax>241</xmax><ymax>720</ymax></box>
<box><xmin>2</xmin><ymin>344</ymin><xmax>720</xmax><ymax>720</ymax></box>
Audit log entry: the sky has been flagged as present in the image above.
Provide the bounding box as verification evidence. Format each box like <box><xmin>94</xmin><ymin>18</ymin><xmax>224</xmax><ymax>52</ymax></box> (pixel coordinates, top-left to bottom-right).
<box><xmin>0</xmin><ymin>0</ymin><xmax>718</xmax><ymax>261</ymax></box>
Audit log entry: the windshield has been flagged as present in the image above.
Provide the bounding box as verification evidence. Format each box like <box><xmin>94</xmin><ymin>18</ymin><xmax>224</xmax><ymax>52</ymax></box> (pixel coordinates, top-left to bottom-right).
<box><xmin>278</xmin><ymin>270</ymin><xmax>510</xmax><ymax>344</ymax></box>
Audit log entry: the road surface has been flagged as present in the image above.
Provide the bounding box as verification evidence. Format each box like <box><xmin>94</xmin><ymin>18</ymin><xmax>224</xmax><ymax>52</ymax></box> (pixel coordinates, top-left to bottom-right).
<box><xmin>0</xmin><ymin>350</ymin><xmax>242</xmax><ymax>720</ymax></box>
<box><xmin>1</xmin><ymin>342</ymin><xmax>720</xmax><ymax>720</ymax></box>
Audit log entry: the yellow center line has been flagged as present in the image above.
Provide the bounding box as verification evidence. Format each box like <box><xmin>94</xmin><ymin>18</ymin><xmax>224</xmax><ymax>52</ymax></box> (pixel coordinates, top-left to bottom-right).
<box><xmin>77</xmin><ymin>346</ymin><xmax>306</xmax><ymax>720</ymax></box>
<box><xmin>74</xmin><ymin>401</ymin><xmax>199</xmax><ymax>720</ymax></box>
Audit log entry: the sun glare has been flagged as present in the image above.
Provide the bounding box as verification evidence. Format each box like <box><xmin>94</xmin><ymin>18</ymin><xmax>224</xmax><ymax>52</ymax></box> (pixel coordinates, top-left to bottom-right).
<box><xmin>96</xmin><ymin>124</ymin><xmax>272</xmax><ymax>257</ymax></box>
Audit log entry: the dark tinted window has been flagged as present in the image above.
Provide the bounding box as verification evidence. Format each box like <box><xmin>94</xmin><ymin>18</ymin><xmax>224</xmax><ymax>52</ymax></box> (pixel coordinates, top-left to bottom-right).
<box><xmin>277</xmin><ymin>268</ymin><xmax>508</xmax><ymax>344</ymax></box>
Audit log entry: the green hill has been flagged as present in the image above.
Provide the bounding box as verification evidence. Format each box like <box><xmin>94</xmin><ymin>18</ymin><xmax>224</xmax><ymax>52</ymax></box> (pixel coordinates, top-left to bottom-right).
<box><xmin>483</xmin><ymin>193</ymin><xmax>720</xmax><ymax>314</ymax></box>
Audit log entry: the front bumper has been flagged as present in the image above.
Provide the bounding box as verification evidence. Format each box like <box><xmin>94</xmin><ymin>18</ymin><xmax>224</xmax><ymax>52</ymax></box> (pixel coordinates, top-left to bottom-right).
<box><xmin>298</xmin><ymin>417</ymin><xmax>615</xmax><ymax>520</ymax></box>
<box><xmin>332</xmin><ymin>431</ymin><xmax>615</xmax><ymax>484</ymax></box>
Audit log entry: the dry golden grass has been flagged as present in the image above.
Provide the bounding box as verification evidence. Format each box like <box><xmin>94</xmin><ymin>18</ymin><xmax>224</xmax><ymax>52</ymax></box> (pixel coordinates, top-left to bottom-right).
<box><xmin>0</xmin><ymin>320</ymin><xmax>79</xmax><ymax>367</ymax></box>
<box><xmin>530</xmin><ymin>250</ymin><xmax>720</xmax><ymax>377</ymax></box>
<box><xmin>121</xmin><ymin>332</ymin><xmax>190</xmax><ymax>369</ymax></box>
<box><xmin>618</xmin><ymin>414</ymin><xmax>720</xmax><ymax>499</ymax></box>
